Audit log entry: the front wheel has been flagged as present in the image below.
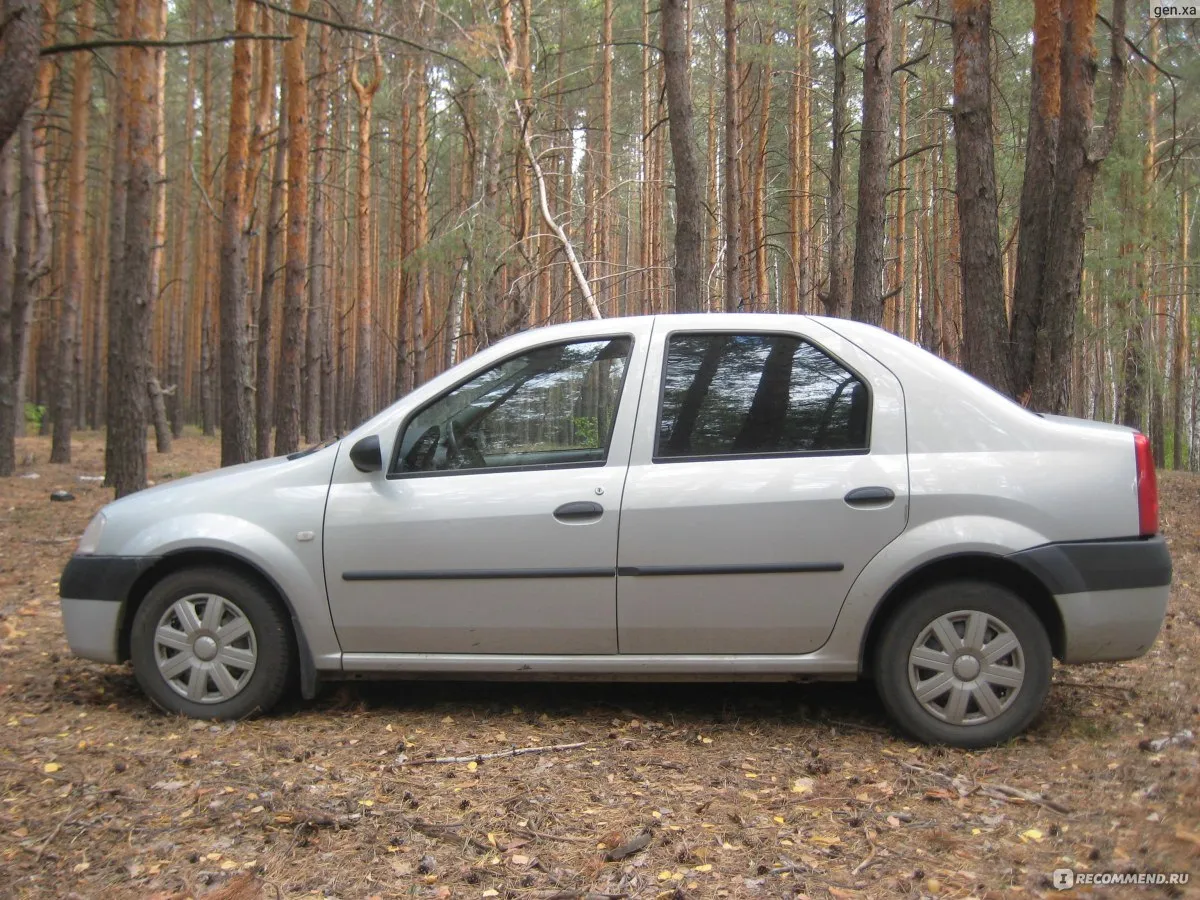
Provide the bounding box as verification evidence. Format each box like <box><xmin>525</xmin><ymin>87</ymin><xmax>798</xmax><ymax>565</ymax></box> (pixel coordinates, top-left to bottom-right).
<box><xmin>130</xmin><ymin>567</ymin><xmax>294</xmax><ymax>719</ymax></box>
<box><xmin>873</xmin><ymin>580</ymin><xmax>1052</xmax><ymax>747</ymax></box>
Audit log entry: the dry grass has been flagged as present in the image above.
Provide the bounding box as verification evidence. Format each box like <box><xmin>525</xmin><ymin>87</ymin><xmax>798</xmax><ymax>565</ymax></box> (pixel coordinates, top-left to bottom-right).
<box><xmin>1</xmin><ymin>431</ymin><xmax>1198</xmax><ymax>899</ymax></box>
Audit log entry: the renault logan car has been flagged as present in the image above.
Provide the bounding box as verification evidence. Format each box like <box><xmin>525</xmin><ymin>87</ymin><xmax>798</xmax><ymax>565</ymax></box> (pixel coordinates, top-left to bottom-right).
<box><xmin>59</xmin><ymin>314</ymin><xmax>1171</xmax><ymax>747</ymax></box>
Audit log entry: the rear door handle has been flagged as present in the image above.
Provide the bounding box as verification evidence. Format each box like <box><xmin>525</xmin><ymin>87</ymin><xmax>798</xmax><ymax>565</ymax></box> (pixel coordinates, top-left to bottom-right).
<box><xmin>553</xmin><ymin>501</ymin><xmax>604</xmax><ymax>521</ymax></box>
<box><xmin>844</xmin><ymin>486</ymin><xmax>895</xmax><ymax>507</ymax></box>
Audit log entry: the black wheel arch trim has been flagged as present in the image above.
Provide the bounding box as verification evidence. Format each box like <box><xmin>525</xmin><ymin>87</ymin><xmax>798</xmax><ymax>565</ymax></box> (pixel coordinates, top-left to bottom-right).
<box><xmin>1008</xmin><ymin>536</ymin><xmax>1172</xmax><ymax>595</ymax></box>
<box><xmin>62</xmin><ymin>551</ymin><xmax>321</xmax><ymax>701</ymax></box>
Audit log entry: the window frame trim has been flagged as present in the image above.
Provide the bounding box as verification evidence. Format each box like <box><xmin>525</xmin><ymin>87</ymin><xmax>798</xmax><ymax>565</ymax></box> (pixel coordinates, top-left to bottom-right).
<box><xmin>650</xmin><ymin>328</ymin><xmax>873</xmax><ymax>465</ymax></box>
<box><xmin>386</xmin><ymin>333</ymin><xmax>638</xmax><ymax>480</ymax></box>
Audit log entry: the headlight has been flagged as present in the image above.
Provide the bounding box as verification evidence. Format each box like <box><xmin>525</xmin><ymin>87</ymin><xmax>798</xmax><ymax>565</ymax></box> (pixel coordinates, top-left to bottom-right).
<box><xmin>76</xmin><ymin>512</ymin><xmax>106</xmax><ymax>555</ymax></box>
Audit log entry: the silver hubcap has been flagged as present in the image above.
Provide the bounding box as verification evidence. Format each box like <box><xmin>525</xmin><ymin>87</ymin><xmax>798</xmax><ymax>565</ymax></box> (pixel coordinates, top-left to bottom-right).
<box><xmin>907</xmin><ymin>609</ymin><xmax>1025</xmax><ymax>726</ymax></box>
<box><xmin>153</xmin><ymin>594</ymin><xmax>257</xmax><ymax>704</ymax></box>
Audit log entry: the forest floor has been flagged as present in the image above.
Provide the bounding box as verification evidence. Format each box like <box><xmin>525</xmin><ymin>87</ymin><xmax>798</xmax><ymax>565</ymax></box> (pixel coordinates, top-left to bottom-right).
<box><xmin>1</xmin><ymin>431</ymin><xmax>1198</xmax><ymax>899</ymax></box>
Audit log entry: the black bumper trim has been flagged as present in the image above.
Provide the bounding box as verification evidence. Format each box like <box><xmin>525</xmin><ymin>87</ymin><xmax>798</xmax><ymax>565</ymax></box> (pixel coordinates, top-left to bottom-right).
<box><xmin>59</xmin><ymin>555</ymin><xmax>160</xmax><ymax>604</ymax></box>
<box><xmin>1009</xmin><ymin>536</ymin><xmax>1172</xmax><ymax>595</ymax></box>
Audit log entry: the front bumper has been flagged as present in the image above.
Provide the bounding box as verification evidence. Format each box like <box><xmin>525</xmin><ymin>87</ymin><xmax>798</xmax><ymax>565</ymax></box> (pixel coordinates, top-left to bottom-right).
<box><xmin>59</xmin><ymin>555</ymin><xmax>158</xmax><ymax>663</ymax></box>
<box><xmin>1010</xmin><ymin>536</ymin><xmax>1172</xmax><ymax>663</ymax></box>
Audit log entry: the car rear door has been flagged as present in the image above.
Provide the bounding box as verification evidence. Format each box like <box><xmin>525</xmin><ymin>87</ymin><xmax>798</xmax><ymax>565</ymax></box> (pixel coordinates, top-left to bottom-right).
<box><xmin>616</xmin><ymin>316</ymin><xmax>908</xmax><ymax>654</ymax></box>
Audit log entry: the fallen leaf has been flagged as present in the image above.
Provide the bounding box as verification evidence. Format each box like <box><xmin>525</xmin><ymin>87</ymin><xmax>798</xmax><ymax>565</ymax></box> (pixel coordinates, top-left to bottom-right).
<box><xmin>1174</xmin><ymin>828</ymin><xmax>1200</xmax><ymax>847</ymax></box>
<box><xmin>1020</xmin><ymin>828</ymin><xmax>1044</xmax><ymax>843</ymax></box>
<box><xmin>791</xmin><ymin>777</ymin><xmax>813</xmax><ymax>794</ymax></box>
<box><xmin>42</xmin><ymin>762</ymin><xmax>60</xmax><ymax>773</ymax></box>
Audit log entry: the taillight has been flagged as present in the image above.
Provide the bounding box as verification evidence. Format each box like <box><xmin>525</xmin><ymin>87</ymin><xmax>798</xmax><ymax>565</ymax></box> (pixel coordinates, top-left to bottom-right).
<box><xmin>1134</xmin><ymin>432</ymin><xmax>1159</xmax><ymax>536</ymax></box>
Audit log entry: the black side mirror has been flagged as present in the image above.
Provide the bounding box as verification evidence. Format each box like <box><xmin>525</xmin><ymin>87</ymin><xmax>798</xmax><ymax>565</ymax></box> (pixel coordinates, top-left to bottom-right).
<box><xmin>349</xmin><ymin>435</ymin><xmax>383</xmax><ymax>473</ymax></box>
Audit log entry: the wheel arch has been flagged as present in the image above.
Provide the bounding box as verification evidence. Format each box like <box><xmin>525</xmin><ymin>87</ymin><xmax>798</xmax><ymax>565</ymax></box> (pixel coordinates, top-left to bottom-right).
<box><xmin>120</xmin><ymin>548</ymin><xmax>320</xmax><ymax>699</ymax></box>
<box><xmin>859</xmin><ymin>553</ymin><xmax>1065</xmax><ymax>675</ymax></box>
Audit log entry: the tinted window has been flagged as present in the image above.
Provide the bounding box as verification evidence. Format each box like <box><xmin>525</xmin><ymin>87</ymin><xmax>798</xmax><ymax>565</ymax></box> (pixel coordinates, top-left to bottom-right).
<box><xmin>395</xmin><ymin>338</ymin><xmax>631</xmax><ymax>474</ymax></box>
<box><xmin>656</xmin><ymin>333</ymin><xmax>868</xmax><ymax>459</ymax></box>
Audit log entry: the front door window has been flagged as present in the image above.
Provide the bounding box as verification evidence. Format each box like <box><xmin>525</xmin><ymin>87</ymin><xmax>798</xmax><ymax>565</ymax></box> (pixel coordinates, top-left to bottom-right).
<box><xmin>394</xmin><ymin>337</ymin><xmax>632</xmax><ymax>475</ymax></box>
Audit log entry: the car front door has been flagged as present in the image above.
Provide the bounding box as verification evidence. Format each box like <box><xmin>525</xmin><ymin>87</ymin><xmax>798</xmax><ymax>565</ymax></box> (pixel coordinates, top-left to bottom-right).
<box><xmin>324</xmin><ymin>325</ymin><xmax>649</xmax><ymax>655</ymax></box>
<box><xmin>617</xmin><ymin>317</ymin><xmax>909</xmax><ymax>654</ymax></box>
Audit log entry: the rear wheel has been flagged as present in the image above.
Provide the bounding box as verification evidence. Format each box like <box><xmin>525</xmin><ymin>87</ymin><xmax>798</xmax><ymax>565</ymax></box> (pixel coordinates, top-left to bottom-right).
<box><xmin>873</xmin><ymin>580</ymin><xmax>1051</xmax><ymax>747</ymax></box>
<box><xmin>130</xmin><ymin>567</ymin><xmax>294</xmax><ymax>719</ymax></box>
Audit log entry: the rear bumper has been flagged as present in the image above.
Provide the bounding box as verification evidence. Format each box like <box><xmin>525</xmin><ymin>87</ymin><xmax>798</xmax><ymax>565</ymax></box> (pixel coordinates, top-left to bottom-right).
<box><xmin>59</xmin><ymin>555</ymin><xmax>158</xmax><ymax>663</ymax></box>
<box><xmin>1055</xmin><ymin>585</ymin><xmax>1170</xmax><ymax>663</ymax></box>
<box><xmin>1010</xmin><ymin>537</ymin><xmax>1172</xmax><ymax>663</ymax></box>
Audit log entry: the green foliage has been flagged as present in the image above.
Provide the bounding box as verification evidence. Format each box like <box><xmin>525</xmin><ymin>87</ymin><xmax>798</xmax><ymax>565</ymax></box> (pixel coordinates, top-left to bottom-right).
<box><xmin>24</xmin><ymin>403</ymin><xmax>45</xmax><ymax>429</ymax></box>
<box><xmin>571</xmin><ymin>415</ymin><xmax>599</xmax><ymax>447</ymax></box>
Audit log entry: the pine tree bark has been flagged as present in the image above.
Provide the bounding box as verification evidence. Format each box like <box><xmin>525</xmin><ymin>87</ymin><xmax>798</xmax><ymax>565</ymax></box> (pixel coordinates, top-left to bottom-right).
<box><xmin>10</xmin><ymin>120</ymin><xmax>36</xmax><ymax>443</ymax></box>
<box><xmin>349</xmin><ymin>26</ymin><xmax>382</xmax><ymax>426</ymax></box>
<box><xmin>824</xmin><ymin>0</ymin><xmax>849</xmax><ymax>317</ymax></box>
<box><xmin>49</xmin><ymin>0</ymin><xmax>94</xmax><ymax>463</ymax></box>
<box><xmin>305</xmin><ymin>25</ymin><xmax>329</xmax><ymax>442</ymax></box>
<box><xmin>1010</xmin><ymin>0</ymin><xmax>1062</xmax><ymax>399</ymax></box>
<box><xmin>951</xmin><ymin>0</ymin><xmax>1011</xmax><ymax>393</ymax></box>
<box><xmin>661</xmin><ymin>0</ymin><xmax>703</xmax><ymax>313</ymax></box>
<box><xmin>217</xmin><ymin>0</ymin><xmax>256</xmax><ymax>465</ymax></box>
<box><xmin>0</xmin><ymin>144</ymin><xmax>15</xmax><ymax>476</ymax></box>
<box><xmin>1173</xmin><ymin>187</ymin><xmax>1189</xmax><ymax>468</ymax></box>
<box><xmin>274</xmin><ymin>0</ymin><xmax>309</xmax><ymax>455</ymax></box>
<box><xmin>1029</xmin><ymin>0</ymin><xmax>1126</xmax><ymax>413</ymax></box>
<box><xmin>850</xmin><ymin>0</ymin><xmax>891</xmax><ymax>325</ymax></box>
<box><xmin>107</xmin><ymin>0</ymin><xmax>161</xmax><ymax>498</ymax></box>
<box><xmin>256</xmin><ymin>77</ymin><xmax>287</xmax><ymax>459</ymax></box>
<box><xmin>722</xmin><ymin>0</ymin><xmax>740</xmax><ymax>311</ymax></box>
<box><xmin>0</xmin><ymin>0</ymin><xmax>38</xmax><ymax>151</ymax></box>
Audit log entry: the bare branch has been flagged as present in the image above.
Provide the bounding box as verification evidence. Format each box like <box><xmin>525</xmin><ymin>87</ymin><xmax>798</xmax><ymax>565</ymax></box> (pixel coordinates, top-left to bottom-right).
<box><xmin>41</xmin><ymin>31</ymin><xmax>291</xmax><ymax>56</ymax></box>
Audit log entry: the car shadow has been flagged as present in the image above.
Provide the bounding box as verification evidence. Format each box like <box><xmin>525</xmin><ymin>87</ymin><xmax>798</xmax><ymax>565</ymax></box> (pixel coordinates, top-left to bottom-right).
<box><xmin>304</xmin><ymin>678</ymin><xmax>894</xmax><ymax>735</ymax></box>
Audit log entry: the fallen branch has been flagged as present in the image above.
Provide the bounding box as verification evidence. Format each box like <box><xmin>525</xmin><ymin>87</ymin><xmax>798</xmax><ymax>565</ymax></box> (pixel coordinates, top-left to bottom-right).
<box><xmin>514</xmin><ymin>828</ymin><xmax>593</xmax><ymax>845</ymax></box>
<box><xmin>35</xmin><ymin>807</ymin><xmax>78</xmax><ymax>862</ymax></box>
<box><xmin>398</xmin><ymin>741</ymin><xmax>586</xmax><ymax>766</ymax></box>
<box><xmin>900</xmin><ymin>762</ymin><xmax>1070</xmax><ymax>815</ymax></box>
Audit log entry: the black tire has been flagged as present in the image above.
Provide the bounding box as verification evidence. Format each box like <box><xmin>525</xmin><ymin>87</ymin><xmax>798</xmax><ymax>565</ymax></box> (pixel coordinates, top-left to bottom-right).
<box><xmin>873</xmin><ymin>580</ymin><xmax>1051</xmax><ymax>748</ymax></box>
<box><xmin>130</xmin><ymin>567</ymin><xmax>295</xmax><ymax>719</ymax></box>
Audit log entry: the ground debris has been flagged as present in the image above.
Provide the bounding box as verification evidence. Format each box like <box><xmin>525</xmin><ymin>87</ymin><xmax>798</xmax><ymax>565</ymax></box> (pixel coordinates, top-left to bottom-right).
<box><xmin>2</xmin><ymin>432</ymin><xmax>1199</xmax><ymax>898</ymax></box>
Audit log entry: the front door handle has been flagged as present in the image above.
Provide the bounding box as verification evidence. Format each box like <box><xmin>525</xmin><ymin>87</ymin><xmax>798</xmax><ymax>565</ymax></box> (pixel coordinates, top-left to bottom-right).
<box><xmin>553</xmin><ymin>501</ymin><xmax>604</xmax><ymax>521</ymax></box>
<box><xmin>844</xmin><ymin>486</ymin><xmax>895</xmax><ymax>507</ymax></box>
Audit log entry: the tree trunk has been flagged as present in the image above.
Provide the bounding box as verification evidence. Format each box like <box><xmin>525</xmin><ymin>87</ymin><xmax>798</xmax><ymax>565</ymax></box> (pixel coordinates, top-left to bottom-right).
<box><xmin>274</xmin><ymin>0</ymin><xmax>309</xmax><ymax>455</ymax></box>
<box><xmin>0</xmin><ymin>143</ymin><xmax>15</xmax><ymax>475</ymax></box>
<box><xmin>1173</xmin><ymin>187</ymin><xmax>1189</xmax><ymax>467</ymax></box>
<box><xmin>147</xmin><ymin>376</ymin><xmax>170</xmax><ymax>452</ymax></box>
<box><xmin>218</xmin><ymin>0</ymin><xmax>256</xmax><ymax>466</ymax></box>
<box><xmin>824</xmin><ymin>0</ymin><xmax>849</xmax><ymax>317</ymax></box>
<box><xmin>722</xmin><ymin>0</ymin><xmax>740</xmax><ymax>311</ymax></box>
<box><xmin>661</xmin><ymin>0</ymin><xmax>703</xmax><ymax>313</ymax></box>
<box><xmin>257</xmin><ymin>76</ymin><xmax>287</xmax><ymax>459</ymax></box>
<box><xmin>1009</xmin><ymin>0</ymin><xmax>1062</xmax><ymax>400</ymax></box>
<box><xmin>0</xmin><ymin>0</ymin><xmax>38</xmax><ymax>151</ymax></box>
<box><xmin>1029</xmin><ymin>0</ymin><xmax>1126</xmax><ymax>413</ymax></box>
<box><xmin>50</xmin><ymin>0</ymin><xmax>94</xmax><ymax>463</ymax></box>
<box><xmin>10</xmin><ymin>119</ymin><xmax>36</xmax><ymax>442</ymax></box>
<box><xmin>305</xmin><ymin>25</ymin><xmax>329</xmax><ymax>442</ymax></box>
<box><xmin>107</xmin><ymin>0</ymin><xmax>161</xmax><ymax>498</ymax></box>
<box><xmin>350</xmin><ymin>28</ymin><xmax>382</xmax><ymax>426</ymax></box>
<box><xmin>849</xmin><ymin>0</ymin><xmax>891</xmax><ymax>325</ymax></box>
<box><xmin>951</xmin><ymin>0</ymin><xmax>1011</xmax><ymax>393</ymax></box>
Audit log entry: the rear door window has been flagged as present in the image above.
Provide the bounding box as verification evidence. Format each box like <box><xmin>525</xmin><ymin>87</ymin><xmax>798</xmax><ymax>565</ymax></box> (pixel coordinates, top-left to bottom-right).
<box><xmin>656</xmin><ymin>332</ymin><xmax>869</xmax><ymax>460</ymax></box>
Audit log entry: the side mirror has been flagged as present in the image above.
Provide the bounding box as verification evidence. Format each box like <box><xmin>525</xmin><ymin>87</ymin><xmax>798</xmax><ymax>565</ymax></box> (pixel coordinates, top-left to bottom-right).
<box><xmin>349</xmin><ymin>435</ymin><xmax>383</xmax><ymax>473</ymax></box>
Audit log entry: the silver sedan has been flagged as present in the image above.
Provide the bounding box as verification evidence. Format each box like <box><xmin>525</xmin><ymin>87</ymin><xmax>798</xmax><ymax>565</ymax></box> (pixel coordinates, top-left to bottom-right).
<box><xmin>60</xmin><ymin>314</ymin><xmax>1171</xmax><ymax>747</ymax></box>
